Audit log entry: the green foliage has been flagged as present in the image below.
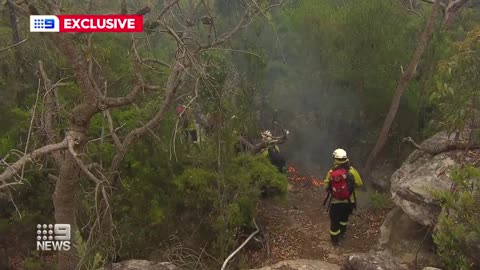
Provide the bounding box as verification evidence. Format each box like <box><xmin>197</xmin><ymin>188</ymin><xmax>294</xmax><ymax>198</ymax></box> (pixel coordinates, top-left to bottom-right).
<box><xmin>432</xmin><ymin>166</ymin><xmax>480</xmax><ymax>270</ymax></box>
<box><xmin>172</xmin><ymin>154</ymin><xmax>287</xmax><ymax>258</ymax></box>
<box><xmin>75</xmin><ymin>228</ymin><xmax>105</xmax><ymax>270</ymax></box>
<box><xmin>430</xmin><ymin>28</ymin><xmax>480</xmax><ymax>132</ymax></box>
<box><xmin>368</xmin><ymin>191</ymin><xmax>393</xmax><ymax>210</ymax></box>
<box><xmin>24</xmin><ymin>256</ymin><xmax>57</xmax><ymax>270</ymax></box>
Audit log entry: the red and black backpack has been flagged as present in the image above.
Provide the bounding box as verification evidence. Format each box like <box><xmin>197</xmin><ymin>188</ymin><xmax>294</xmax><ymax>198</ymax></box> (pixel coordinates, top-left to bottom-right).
<box><xmin>328</xmin><ymin>167</ymin><xmax>354</xmax><ymax>200</ymax></box>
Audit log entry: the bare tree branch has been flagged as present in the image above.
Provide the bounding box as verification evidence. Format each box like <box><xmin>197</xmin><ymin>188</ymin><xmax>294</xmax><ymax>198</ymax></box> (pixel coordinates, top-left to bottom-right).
<box><xmin>398</xmin><ymin>0</ymin><xmax>424</xmax><ymax>17</ymax></box>
<box><xmin>200</xmin><ymin>1</ymin><xmax>283</xmax><ymax>50</ymax></box>
<box><xmin>67</xmin><ymin>135</ymin><xmax>101</xmax><ymax>184</ymax></box>
<box><xmin>444</xmin><ymin>0</ymin><xmax>470</xmax><ymax>27</ymax></box>
<box><xmin>38</xmin><ymin>61</ymin><xmax>61</xmax><ymax>145</ymax></box>
<box><xmin>110</xmin><ymin>60</ymin><xmax>186</xmax><ymax>174</ymax></box>
<box><xmin>0</xmin><ymin>138</ymin><xmax>68</xmax><ymax>186</ymax></box>
<box><xmin>206</xmin><ymin>11</ymin><xmax>251</xmax><ymax>49</ymax></box>
<box><xmin>103</xmin><ymin>85</ymin><xmax>145</xmax><ymax>108</ymax></box>
<box><xmin>103</xmin><ymin>41</ymin><xmax>160</xmax><ymax>108</ymax></box>
<box><xmin>221</xmin><ymin>218</ymin><xmax>260</xmax><ymax>270</ymax></box>
<box><xmin>143</xmin><ymin>58</ymin><xmax>172</xmax><ymax>68</ymax></box>
<box><xmin>418</xmin><ymin>0</ymin><xmax>470</xmax><ymax>24</ymax></box>
<box><xmin>105</xmin><ymin>110</ymin><xmax>123</xmax><ymax>151</ymax></box>
<box><xmin>239</xmin><ymin>133</ymin><xmax>288</xmax><ymax>155</ymax></box>
<box><xmin>21</xmin><ymin>78</ymin><xmax>41</xmax><ymax>180</ymax></box>
<box><xmin>0</xmin><ymin>39</ymin><xmax>27</xmax><ymax>52</ymax></box>
<box><xmin>159</xmin><ymin>0</ymin><xmax>181</xmax><ymax>19</ymax></box>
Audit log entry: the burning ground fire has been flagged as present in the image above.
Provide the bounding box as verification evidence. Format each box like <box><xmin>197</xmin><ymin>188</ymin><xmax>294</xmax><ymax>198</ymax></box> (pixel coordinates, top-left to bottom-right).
<box><xmin>287</xmin><ymin>166</ymin><xmax>324</xmax><ymax>187</ymax></box>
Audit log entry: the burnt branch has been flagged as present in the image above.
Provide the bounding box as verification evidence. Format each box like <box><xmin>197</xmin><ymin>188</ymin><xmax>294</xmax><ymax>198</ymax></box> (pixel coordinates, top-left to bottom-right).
<box><xmin>240</xmin><ymin>133</ymin><xmax>288</xmax><ymax>155</ymax></box>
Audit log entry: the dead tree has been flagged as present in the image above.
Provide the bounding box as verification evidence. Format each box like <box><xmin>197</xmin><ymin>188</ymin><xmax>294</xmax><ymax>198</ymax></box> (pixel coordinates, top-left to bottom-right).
<box><xmin>0</xmin><ymin>1</ymin><xmax>285</xmax><ymax>269</ymax></box>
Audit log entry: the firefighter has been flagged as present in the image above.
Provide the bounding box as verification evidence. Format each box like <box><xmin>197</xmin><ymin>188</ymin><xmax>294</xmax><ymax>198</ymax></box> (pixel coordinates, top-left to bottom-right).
<box><xmin>259</xmin><ymin>130</ymin><xmax>286</xmax><ymax>173</ymax></box>
<box><xmin>324</xmin><ymin>148</ymin><xmax>363</xmax><ymax>245</ymax></box>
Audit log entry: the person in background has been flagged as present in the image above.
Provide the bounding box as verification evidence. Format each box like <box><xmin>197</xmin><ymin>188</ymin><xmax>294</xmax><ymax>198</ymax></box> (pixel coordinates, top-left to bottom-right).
<box><xmin>259</xmin><ymin>130</ymin><xmax>286</xmax><ymax>173</ymax></box>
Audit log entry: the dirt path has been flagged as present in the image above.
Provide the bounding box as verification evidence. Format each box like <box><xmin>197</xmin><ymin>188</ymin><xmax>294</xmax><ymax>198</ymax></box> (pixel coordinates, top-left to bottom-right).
<box><xmin>245</xmin><ymin>168</ymin><xmax>390</xmax><ymax>268</ymax></box>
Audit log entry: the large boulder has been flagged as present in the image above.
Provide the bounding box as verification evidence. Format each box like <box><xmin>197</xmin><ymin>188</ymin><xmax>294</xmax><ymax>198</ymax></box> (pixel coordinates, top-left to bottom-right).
<box><xmin>341</xmin><ymin>250</ymin><xmax>409</xmax><ymax>270</ymax></box>
<box><xmin>390</xmin><ymin>152</ymin><xmax>456</xmax><ymax>226</ymax></box>
<box><xmin>249</xmin><ymin>259</ymin><xmax>341</xmax><ymax>270</ymax></box>
<box><xmin>111</xmin><ymin>260</ymin><xmax>177</xmax><ymax>270</ymax></box>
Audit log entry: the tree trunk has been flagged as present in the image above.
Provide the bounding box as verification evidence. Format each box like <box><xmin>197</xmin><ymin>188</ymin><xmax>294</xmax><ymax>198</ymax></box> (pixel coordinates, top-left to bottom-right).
<box><xmin>52</xmin><ymin>132</ymin><xmax>85</xmax><ymax>270</ymax></box>
<box><xmin>51</xmin><ymin>100</ymin><xmax>98</xmax><ymax>269</ymax></box>
<box><xmin>7</xmin><ymin>0</ymin><xmax>20</xmax><ymax>43</ymax></box>
<box><xmin>363</xmin><ymin>0</ymin><xmax>440</xmax><ymax>176</ymax></box>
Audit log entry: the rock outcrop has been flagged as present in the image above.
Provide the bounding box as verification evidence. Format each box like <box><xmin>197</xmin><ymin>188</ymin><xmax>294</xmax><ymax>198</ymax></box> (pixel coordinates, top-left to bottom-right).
<box><xmin>341</xmin><ymin>250</ymin><xmax>409</xmax><ymax>270</ymax></box>
<box><xmin>249</xmin><ymin>259</ymin><xmax>341</xmax><ymax>270</ymax></box>
<box><xmin>390</xmin><ymin>129</ymin><xmax>480</xmax><ymax>227</ymax></box>
<box><xmin>391</xmin><ymin>145</ymin><xmax>457</xmax><ymax>226</ymax></box>
<box><xmin>383</xmin><ymin>130</ymin><xmax>480</xmax><ymax>268</ymax></box>
<box><xmin>112</xmin><ymin>260</ymin><xmax>177</xmax><ymax>270</ymax></box>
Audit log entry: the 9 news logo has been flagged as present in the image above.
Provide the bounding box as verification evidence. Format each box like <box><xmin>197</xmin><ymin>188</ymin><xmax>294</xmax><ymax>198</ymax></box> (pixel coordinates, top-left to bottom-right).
<box><xmin>30</xmin><ymin>16</ymin><xmax>60</xmax><ymax>32</ymax></box>
<box><xmin>29</xmin><ymin>14</ymin><xmax>143</xmax><ymax>32</ymax></box>
<box><xmin>36</xmin><ymin>224</ymin><xmax>71</xmax><ymax>251</ymax></box>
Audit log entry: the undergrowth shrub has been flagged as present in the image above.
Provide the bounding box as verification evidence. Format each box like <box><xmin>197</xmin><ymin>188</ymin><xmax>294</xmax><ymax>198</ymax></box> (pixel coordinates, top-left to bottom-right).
<box><xmin>432</xmin><ymin>166</ymin><xmax>480</xmax><ymax>270</ymax></box>
<box><xmin>172</xmin><ymin>154</ymin><xmax>287</xmax><ymax>260</ymax></box>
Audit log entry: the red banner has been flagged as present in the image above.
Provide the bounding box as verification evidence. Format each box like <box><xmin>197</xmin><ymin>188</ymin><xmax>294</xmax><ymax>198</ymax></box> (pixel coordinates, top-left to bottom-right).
<box><xmin>57</xmin><ymin>15</ymin><xmax>143</xmax><ymax>32</ymax></box>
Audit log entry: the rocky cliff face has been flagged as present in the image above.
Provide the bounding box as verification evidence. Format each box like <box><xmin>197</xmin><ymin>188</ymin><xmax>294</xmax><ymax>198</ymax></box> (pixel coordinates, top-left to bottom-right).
<box><xmin>387</xmin><ymin>130</ymin><xmax>480</xmax><ymax>229</ymax></box>
<box><xmin>390</xmin><ymin>152</ymin><xmax>456</xmax><ymax>226</ymax></box>
<box><xmin>381</xmin><ymin>129</ymin><xmax>480</xmax><ymax>268</ymax></box>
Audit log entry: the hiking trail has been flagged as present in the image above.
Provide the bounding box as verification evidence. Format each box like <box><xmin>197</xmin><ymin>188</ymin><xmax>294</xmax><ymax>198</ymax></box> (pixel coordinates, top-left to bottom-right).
<box><xmin>245</xmin><ymin>164</ymin><xmax>390</xmax><ymax>268</ymax></box>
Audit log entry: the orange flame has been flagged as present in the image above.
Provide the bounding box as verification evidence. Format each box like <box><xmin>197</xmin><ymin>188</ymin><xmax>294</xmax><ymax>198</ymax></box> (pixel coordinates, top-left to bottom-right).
<box><xmin>287</xmin><ymin>165</ymin><xmax>324</xmax><ymax>187</ymax></box>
